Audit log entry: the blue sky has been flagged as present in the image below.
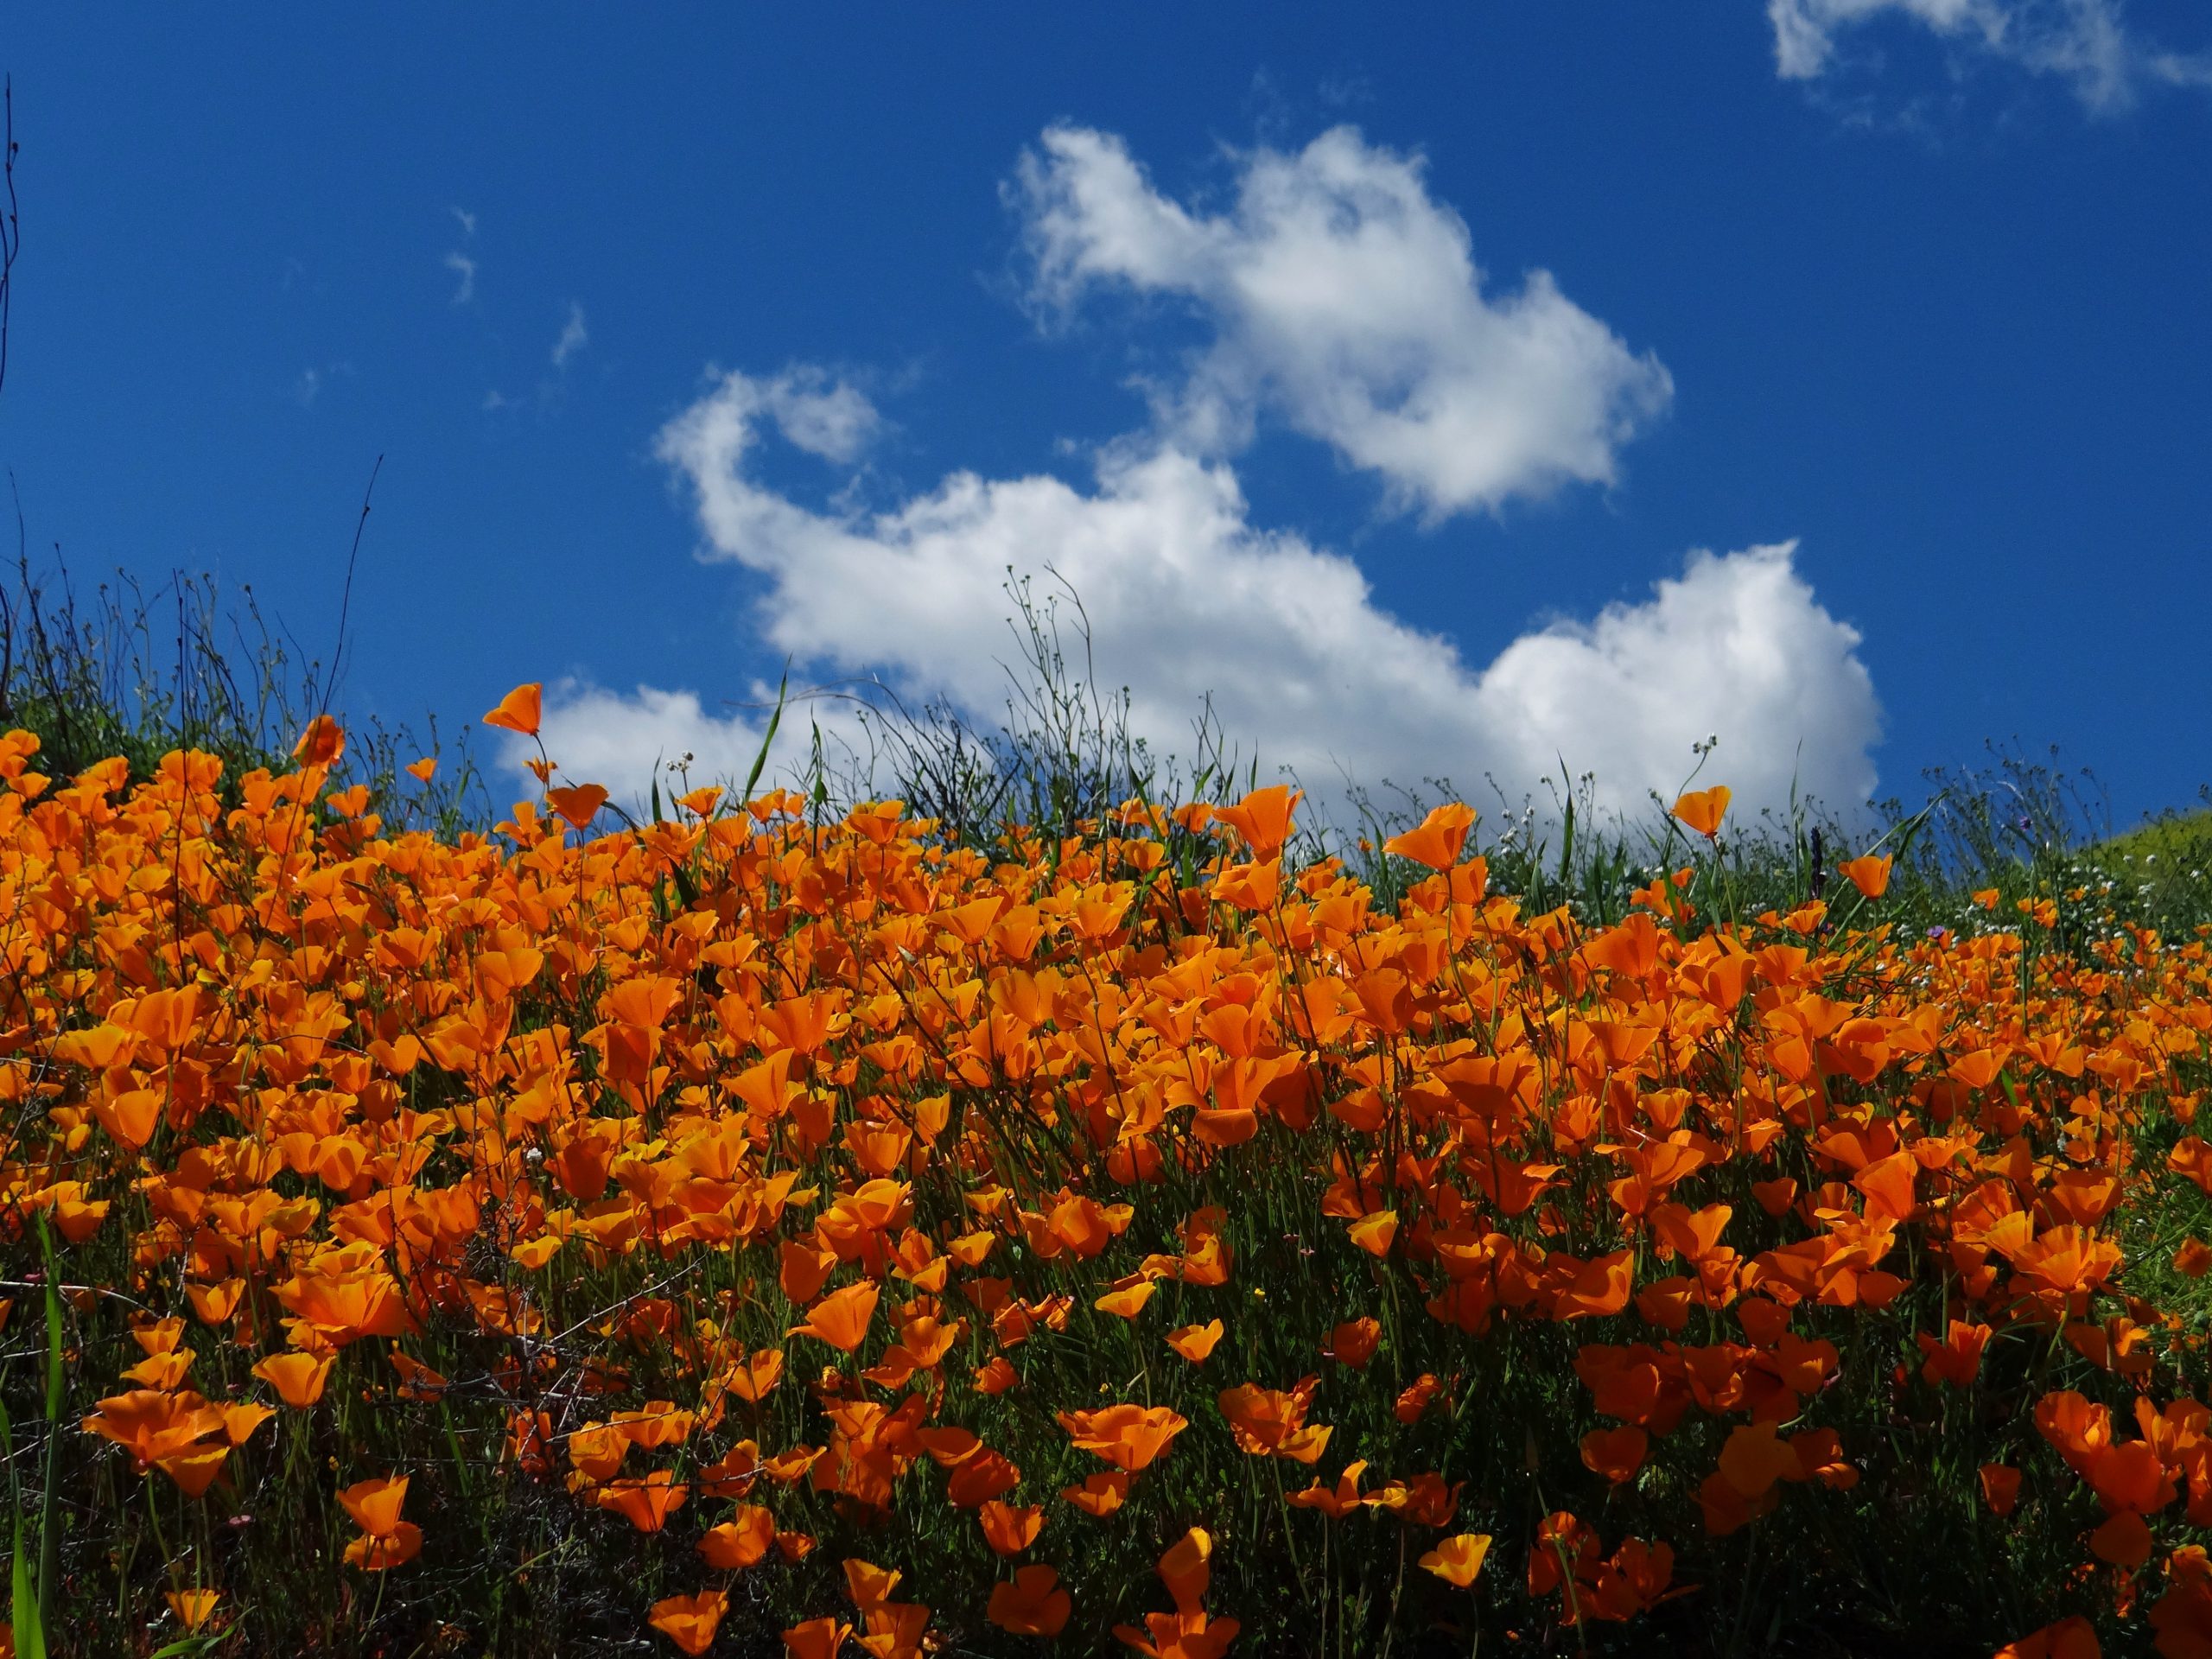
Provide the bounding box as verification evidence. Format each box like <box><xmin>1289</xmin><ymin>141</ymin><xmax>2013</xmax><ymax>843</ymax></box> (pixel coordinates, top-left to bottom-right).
<box><xmin>3</xmin><ymin>3</ymin><xmax>2207</xmax><ymax>829</ymax></box>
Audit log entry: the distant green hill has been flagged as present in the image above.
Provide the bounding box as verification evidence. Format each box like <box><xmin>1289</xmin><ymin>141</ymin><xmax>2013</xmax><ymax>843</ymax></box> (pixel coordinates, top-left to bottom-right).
<box><xmin>2094</xmin><ymin>808</ymin><xmax>2212</xmax><ymax>866</ymax></box>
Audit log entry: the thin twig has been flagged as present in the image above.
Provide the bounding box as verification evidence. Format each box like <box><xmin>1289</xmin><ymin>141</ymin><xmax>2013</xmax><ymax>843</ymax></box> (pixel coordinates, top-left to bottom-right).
<box><xmin>317</xmin><ymin>453</ymin><xmax>384</xmax><ymax>719</ymax></box>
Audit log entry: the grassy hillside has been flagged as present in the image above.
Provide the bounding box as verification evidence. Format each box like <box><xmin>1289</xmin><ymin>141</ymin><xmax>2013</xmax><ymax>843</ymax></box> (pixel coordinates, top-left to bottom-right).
<box><xmin>5</xmin><ymin>563</ymin><xmax>2212</xmax><ymax>1659</ymax></box>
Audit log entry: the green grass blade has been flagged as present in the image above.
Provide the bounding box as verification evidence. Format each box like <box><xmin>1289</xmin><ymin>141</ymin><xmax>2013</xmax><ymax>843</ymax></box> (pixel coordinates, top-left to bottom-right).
<box><xmin>37</xmin><ymin>1216</ymin><xmax>64</xmax><ymax>1645</ymax></box>
<box><xmin>741</xmin><ymin>671</ymin><xmax>787</xmax><ymax>805</ymax></box>
<box><xmin>2</xmin><ymin>1394</ymin><xmax>47</xmax><ymax>1659</ymax></box>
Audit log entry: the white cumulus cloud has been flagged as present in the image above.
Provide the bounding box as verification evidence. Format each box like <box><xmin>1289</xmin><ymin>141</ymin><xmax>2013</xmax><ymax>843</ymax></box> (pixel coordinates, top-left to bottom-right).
<box><xmin>614</xmin><ymin>367</ymin><xmax>1878</xmax><ymax>823</ymax></box>
<box><xmin>1469</xmin><ymin>543</ymin><xmax>1879</xmax><ymax>815</ymax></box>
<box><xmin>1011</xmin><ymin>125</ymin><xmax>1673</xmax><ymax>521</ymax></box>
<box><xmin>525</xmin><ymin>125</ymin><xmax>1881</xmax><ymax>828</ymax></box>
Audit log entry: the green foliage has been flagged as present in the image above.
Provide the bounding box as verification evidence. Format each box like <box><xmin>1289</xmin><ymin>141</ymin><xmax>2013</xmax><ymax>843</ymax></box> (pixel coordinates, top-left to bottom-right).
<box><xmin>0</xmin><ymin>556</ymin><xmax>490</xmax><ymax>836</ymax></box>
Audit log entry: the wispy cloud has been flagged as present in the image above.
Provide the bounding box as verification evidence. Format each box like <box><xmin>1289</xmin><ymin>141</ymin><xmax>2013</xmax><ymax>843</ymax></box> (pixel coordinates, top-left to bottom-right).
<box><xmin>551</xmin><ymin>302</ymin><xmax>588</xmax><ymax>369</ymax></box>
<box><xmin>443</xmin><ymin>206</ymin><xmax>480</xmax><ymax>303</ymax></box>
<box><xmin>443</xmin><ymin>251</ymin><xmax>477</xmax><ymax>305</ymax></box>
<box><xmin>480</xmin><ymin>305</ymin><xmax>595</xmax><ymax>414</ymax></box>
<box><xmin>293</xmin><ymin>361</ymin><xmax>353</xmax><ymax>410</ymax></box>
<box><xmin>1769</xmin><ymin>0</ymin><xmax>2211</xmax><ymax>112</ymax></box>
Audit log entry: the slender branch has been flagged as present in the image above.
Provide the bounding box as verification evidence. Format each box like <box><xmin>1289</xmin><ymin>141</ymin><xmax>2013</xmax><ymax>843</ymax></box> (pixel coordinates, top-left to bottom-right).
<box><xmin>317</xmin><ymin>452</ymin><xmax>384</xmax><ymax>718</ymax></box>
<box><xmin>0</xmin><ymin>76</ymin><xmax>18</xmax><ymax>401</ymax></box>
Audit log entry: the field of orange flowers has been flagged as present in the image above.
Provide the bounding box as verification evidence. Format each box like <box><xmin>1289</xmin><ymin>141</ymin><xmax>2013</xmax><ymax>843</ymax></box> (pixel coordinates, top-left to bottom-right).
<box><xmin>5</xmin><ymin>688</ymin><xmax>2212</xmax><ymax>1656</ymax></box>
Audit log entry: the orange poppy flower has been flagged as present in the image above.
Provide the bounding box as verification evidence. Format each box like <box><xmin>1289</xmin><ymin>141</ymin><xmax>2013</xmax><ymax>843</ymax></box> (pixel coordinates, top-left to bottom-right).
<box><xmin>973</xmin><ymin>1356</ymin><xmax>1020</xmax><ymax>1395</ymax></box>
<box><xmin>1671</xmin><ymin>785</ymin><xmax>1731</xmax><ymax>839</ymax></box>
<box><xmin>843</xmin><ymin>1558</ymin><xmax>903</xmax><ymax>1609</ymax></box>
<box><xmin>779</xmin><ymin>1239</ymin><xmax>839</xmax><ymax>1304</ymax></box>
<box><xmin>221</xmin><ymin>1402</ymin><xmax>275</xmax><ymax>1447</ymax></box>
<box><xmin>339</xmin><ymin>1475</ymin><xmax>409</xmax><ymax>1539</ymax></box>
<box><xmin>596</xmin><ymin>1468</ymin><xmax>688</xmax><ymax>1532</ymax></box>
<box><xmin>1060</xmin><ymin>1470</ymin><xmax>1131</xmax><ymax>1516</ymax></box>
<box><xmin>1113</xmin><ymin>1611</ymin><xmax>1242</xmax><ymax>1659</ymax></box>
<box><xmin>1382</xmin><ymin>802</ymin><xmax>1478</xmax><ymax>870</ymax></box>
<box><xmin>913</xmin><ymin>1427</ymin><xmax>980</xmax><ymax>1467</ymax></box>
<box><xmin>1993</xmin><ymin>1618</ymin><xmax>2102</xmax><ymax>1659</ymax></box>
<box><xmin>2090</xmin><ymin>1510</ymin><xmax>2152</xmax><ymax>1568</ymax></box>
<box><xmin>1094</xmin><ymin>1280</ymin><xmax>1156</xmax><ymax>1320</ymax></box>
<box><xmin>1836</xmin><ymin>854</ymin><xmax>1891</xmax><ymax>899</ymax></box>
<box><xmin>1217</xmin><ymin>1378</ymin><xmax>1329</xmax><ymax>1461</ymax></box>
<box><xmin>782</xmin><ymin>1617</ymin><xmax>855</xmax><ymax>1659</ymax></box>
<box><xmin>1056</xmin><ymin>1402</ymin><xmax>1189</xmax><ymax>1471</ymax></box>
<box><xmin>1209</xmin><ymin>861</ymin><xmax>1281</xmax><ymax>916</ymax></box>
<box><xmin>1324</xmin><ymin>1318</ymin><xmax>1381</xmax><ymax>1369</ymax></box>
<box><xmin>483</xmin><ymin>683</ymin><xmax>543</xmax><ymax>737</ymax></box>
<box><xmin>1980</xmin><ymin>1464</ymin><xmax>2022</xmax><ymax>1517</ymax></box>
<box><xmin>153</xmin><ymin>1444</ymin><xmax>230</xmax><ymax>1499</ymax></box>
<box><xmin>1751</xmin><ymin>1177</ymin><xmax>1799</xmax><ymax>1217</ymax></box>
<box><xmin>272</xmin><ymin>1247</ymin><xmax>414</xmax><ymax>1346</ymax></box>
<box><xmin>1211</xmin><ymin>785</ymin><xmax>1302</xmax><ymax>861</ymax></box>
<box><xmin>546</xmin><ymin>784</ymin><xmax>608</xmax><ymax>830</ymax></box>
<box><xmin>122</xmin><ymin>1347</ymin><xmax>195</xmax><ymax>1390</ymax></box>
<box><xmin>649</xmin><ymin>1590</ymin><xmax>728</xmax><ymax>1656</ymax></box>
<box><xmin>252</xmin><ymin>1351</ymin><xmax>333</xmax><ymax>1408</ymax></box>
<box><xmin>1526</xmin><ymin>1510</ymin><xmax>1602</xmax><ymax>1600</ymax></box>
<box><xmin>1419</xmin><ymin>1532</ymin><xmax>1492</xmax><ymax>1588</ymax></box>
<box><xmin>610</xmin><ymin>1403</ymin><xmax>696</xmax><ymax>1452</ymax></box>
<box><xmin>947</xmin><ymin>1230</ymin><xmax>998</xmax><ymax>1269</ymax></box>
<box><xmin>1370</xmin><ymin>1471</ymin><xmax>1464</xmax><ymax>1529</ymax></box>
<box><xmin>857</xmin><ymin>1600</ymin><xmax>931</xmax><ymax>1659</ymax></box>
<box><xmin>1157</xmin><ymin>1527</ymin><xmax>1213</xmax><ymax>1613</ymax></box>
<box><xmin>92</xmin><ymin>1088</ymin><xmax>163</xmax><ymax>1151</ymax></box>
<box><xmin>1166</xmin><ymin>1321</ymin><xmax>1224</xmax><ymax>1363</ymax></box>
<box><xmin>1717</xmin><ymin>1423</ymin><xmax>1800</xmax><ymax>1500</ymax></box>
<box><xmin>292</xmin><ymin>715</ymin><xmax>346</xmax><ymax>769</ymax></box>
<box><xmin>895</xmin><ymin>1314</ymin><xmax>959</xmax><ymax>1368</ymax></box>
<box><xmin>1580</xmin><ymin>1425</ymin><xmax>1649</xmax><ymax>1485</ymax></box>
<box><xmin>1346</xmin><ymin>1210</ymin><xmax>1397</xmax><ymax>1258</ymax></box>
<box><xmin>506</xmin><ymin>1235</ymin><xmax>561</xmax><ymax>1271</ymax></box>
<box><xmin>343</xmin><ymin>1522</ymin><xmax>423</xmax><ymax>1571</ymax></box>
<box><xmin>723</xmin><ymin>1347</ymin><xmax>785</xmax><ymax>1404</ymax></box>
<box><xmin>987</xmin><ymin>1565</ymin><xmax>1071</xmax><ymax>1637</ymax></box>
<box><xmin>1916</xmin><ymin>1320</ymin><xmax>1992</xmax><ymax>1388</ymax></box>
<box><xmin>1552</xmin><ymin>1250</ymin><xmax>1635</xmax><ymax>1320</ymax></box>
<box><xmin>1394</xmin><ymin>1374</ymin><xmax>1443</xmax><ymax>1425</ymax></box>
<box><xmin>81</xmin><ymin>1389</ymin><xmax>221</xmax><ymax>1471</ymax></box>
<box><xmin>768</xmin><ymin>1442</ymin><xmax>830</xmax><ymax>1485</ymax></box>
<box><xmin>979</xmin><ymin>1500</ymin><xmax>1044</xmax><ymax>1556</ymax></box>
<box><xmin>699</xmin><ymin>1505</ymin><xmax>776</xmax><ymax>1569</ymax></box>
<box><xmin>186</xmin><ymin>1280</ymin><xmax>245</xmax><ymax>1326</ymax></box>
<box><xmin>945</xmin><ymin>1449</ymin><xmax>1021</xmax><ymax>1509</ymax></box>
<box><xmin>1288</xmin><ymin>1459</ymin><xmax>1369</xmax><ymax>1519</ymax></box>
<box><xmin>165</xmin><ymin>1590</ymin><xmax>220</xmax><ymax>1631</ymax></box>
<box><xmin>789</xmin><ymin>1281</ymin><xmax>880</xmax><ymax>1353</ymax></box>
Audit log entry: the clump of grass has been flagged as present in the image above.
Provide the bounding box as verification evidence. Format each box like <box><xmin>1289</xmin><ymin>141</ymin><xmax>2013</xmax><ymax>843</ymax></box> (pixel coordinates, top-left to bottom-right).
<box><xmin>0</xmin><ymin>554</ymin><xmax>489</xmax><ymax>836</ymax></box>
